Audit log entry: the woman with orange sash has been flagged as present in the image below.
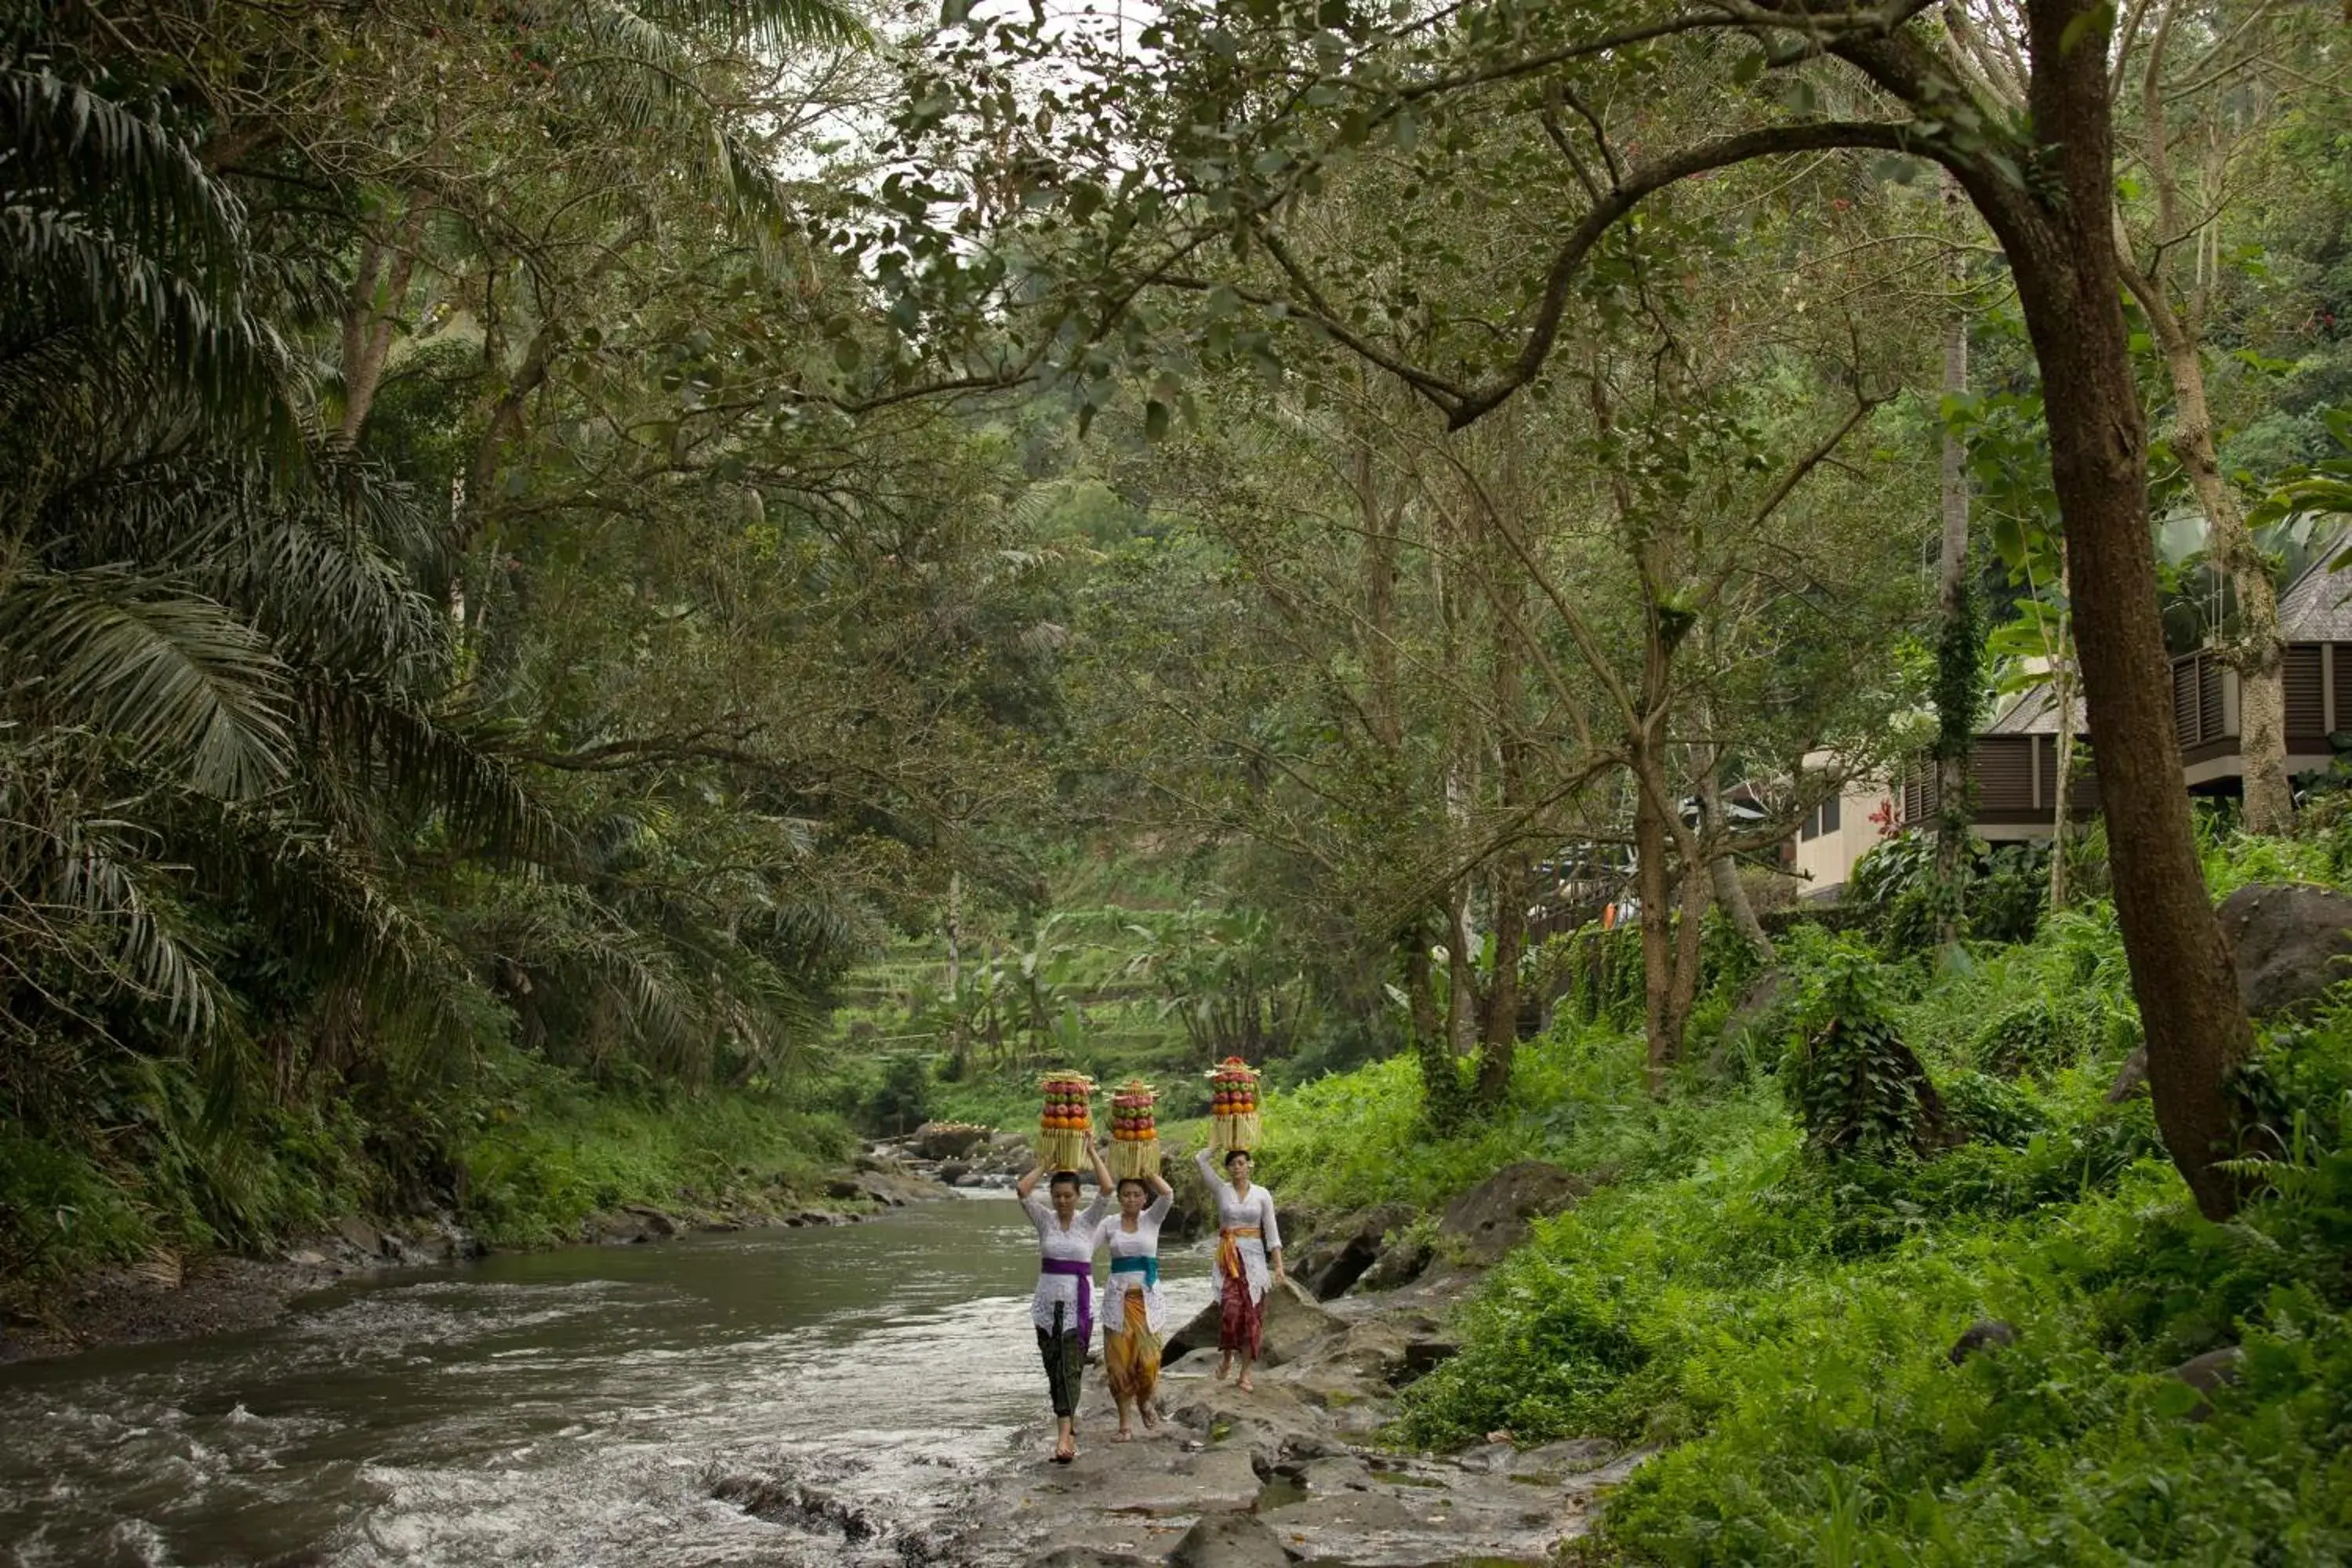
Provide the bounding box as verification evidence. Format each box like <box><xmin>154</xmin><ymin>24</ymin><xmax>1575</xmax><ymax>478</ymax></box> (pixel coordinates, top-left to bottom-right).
<box><xmin>1098</xmin><ymin>1167</ymin><xmax>1174</xmax><ymax>1439</ymax></box>
<box><xmin>1193</xmin><ymin>1138</ymin><xmax>1283</xmax><ymax>1392</ymax></box>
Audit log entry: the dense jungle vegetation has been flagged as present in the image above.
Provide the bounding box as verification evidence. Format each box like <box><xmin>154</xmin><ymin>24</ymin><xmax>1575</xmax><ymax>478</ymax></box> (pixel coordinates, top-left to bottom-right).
<box><xmin>6</xmin><ymin>0</ymin><xmax>2352</xmax><ymax>1555</ymax></box>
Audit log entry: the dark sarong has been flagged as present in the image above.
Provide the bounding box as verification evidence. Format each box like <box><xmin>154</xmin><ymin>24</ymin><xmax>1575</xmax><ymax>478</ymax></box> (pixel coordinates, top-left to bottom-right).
<box><xmin>1037</xmin><ymin>1300</ymin><xmax>1085</xmax><ymax>1417</ymax></box>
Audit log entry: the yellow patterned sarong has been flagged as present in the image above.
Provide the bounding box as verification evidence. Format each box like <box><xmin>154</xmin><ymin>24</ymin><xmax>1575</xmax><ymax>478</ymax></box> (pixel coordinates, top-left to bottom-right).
<box><xmin>1103</xmin><ymin>1285</ymin><xmax>1160</xmax><ymax>1405</ymax></box>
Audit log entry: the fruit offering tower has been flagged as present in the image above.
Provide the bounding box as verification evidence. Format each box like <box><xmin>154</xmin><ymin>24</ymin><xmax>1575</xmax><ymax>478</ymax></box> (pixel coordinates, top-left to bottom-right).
<box><xmin>1107</xmin><ymin>1080</ymin><xmax>1160</xmax><ymax>1181</ymax></box>
<box><xmin>1207</xmin><ymin>1057</ymin><xmax>1261</xmax><ymax>1152</ymax></box>
<box><xmin>1036</xmin><ymin>1071</ymin><xmax>1096</xmax><ymax>1171</ymax></box>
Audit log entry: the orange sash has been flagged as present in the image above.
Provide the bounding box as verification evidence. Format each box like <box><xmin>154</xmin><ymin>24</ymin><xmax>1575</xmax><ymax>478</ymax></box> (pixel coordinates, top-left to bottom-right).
<box><xmin>1217</xmin><ymin>1224</ymin><xmax>1261</xmax><ymax>1282</ymax></box>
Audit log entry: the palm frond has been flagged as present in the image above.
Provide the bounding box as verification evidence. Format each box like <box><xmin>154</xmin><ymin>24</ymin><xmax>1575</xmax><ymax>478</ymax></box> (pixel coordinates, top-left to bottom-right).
<box><xmin>52</xmin><ymin>819</ymin><xmax>225</xmax><ymax>1040</ymax></box>
<box><xmin>0</xmin><ymin>69</ymin><xmax>249</xmax><ymax>267</ymax></box>
<box><xmin>578</xmin><ymin>0</ymin><xmax>868</xmax><ymax>56</ymax></box>
<box><xmin>499</xmin><ymin>0</ymin><xmax>864</xmax><ymax>234</ymax></box>
<box><xmin>0</xmin><ymin>566</ymin><xmax>290</xmax><ymax>800</ymax></box>
<box><xmin>298</xmin><ymin>678</ymin><xmax>562</xmax><ymax>863</ymax></box>
<box><xmin>40</xmin><ymin>453</ymin><xmax>449</xmax><ymax>684</ymax></box>
<box><xmin>0</xmin><ymin>70</ymin><xmax>296</xmax><ymax>431</ymax></box>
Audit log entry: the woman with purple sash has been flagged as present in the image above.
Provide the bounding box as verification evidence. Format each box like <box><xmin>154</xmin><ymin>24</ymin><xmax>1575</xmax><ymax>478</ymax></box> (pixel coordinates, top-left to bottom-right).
<box><xmin>1016</xmin><ymin>1145</ymin><xmax>1116</xmax><ymax>1463</ymax></box>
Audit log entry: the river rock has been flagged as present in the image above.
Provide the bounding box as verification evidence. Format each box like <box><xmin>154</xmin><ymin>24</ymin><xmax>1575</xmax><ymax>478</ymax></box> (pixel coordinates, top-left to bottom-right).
<box><xmin>336</xmin><ymin>1215</ymin><xmax>389</xmax><ymax>1260</ymax></box>
<box><xmin>912</xmin><ymin>1121</ymin><xmax>992</xmax><ymax>1160</ymax></box>
<box><xmin>1437</xmin><ymin>1161</ymin><xmax>1589</xmax><ymax>1265</ymax></box>
<box><xmin>1170</xmin><ymin>1380</ymin><xmax>1339</xmax><ymax>1469</ymax></box>
<box><xmin>1261</xmin><ymin>1448</ymin><xmax>1620</xmax><ymax>1567</ymax></box>
<box><xmin>1948</xmin><ymin>1319</ymin><xmax>2018</xmax><ymax>1364</ymax></box>
<box><xmin>1357</xmin><ymin>1232</ymin><xmax>1432</xmax><ymax>1291</ymax></box>
<box><xmin>2217</xmin><ymin>882</ymin><xmax>2352</xmax><ymax>1017</ymax></box>
<box><xmin>1292</xmin><ymin>1204</ymin><xmax>1414</xmax><ymax>1301</ymax></box>
<box><xmin>1164</xmin><ymin>1278</ymin><xmax>1342</xmax><ymax>1369</ymax></box>
<box><xmin>1157</xmin><ymin>1145</ymin><xmax>1212</xmax><ymax>1243</ymax></box>
<box><xmin>2171</xmin><ymin>1344</ymin><xmax>2245</xmax><ymax>1420</ymax></box>
<box><xmin>1168</xmin><ymin>1514</ymin><xmax>1290</xmax><ymax>1568</ymax></box>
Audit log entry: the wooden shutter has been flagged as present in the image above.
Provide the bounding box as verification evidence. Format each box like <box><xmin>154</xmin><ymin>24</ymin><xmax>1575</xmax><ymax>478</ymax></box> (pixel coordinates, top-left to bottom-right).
<box><xmin>2287</xmin><ymin>644</ymin><xmax>2325</xmax><ymax>741</ymax></box>
<box><xmin>2174</xmin><ymin>656</ymin><xmax>2201</xmax><ymax>747</ymax></box>
<box><xmin>1973</xmin><ymin>736</ymin><xmax>2035</xmax><ymax>815</ymax></box>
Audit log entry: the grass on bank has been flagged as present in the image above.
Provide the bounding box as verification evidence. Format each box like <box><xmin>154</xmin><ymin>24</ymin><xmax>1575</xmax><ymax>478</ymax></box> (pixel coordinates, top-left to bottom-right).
<box><xmin>1247</xmin><ymin>832</ymin><xmax>2352</xmax><ymax>1566</ymax></box>
<box><xmin>0</xmin><ymin>1047</ymin><xmax>855</xmax><ymax>1301</ymax></box>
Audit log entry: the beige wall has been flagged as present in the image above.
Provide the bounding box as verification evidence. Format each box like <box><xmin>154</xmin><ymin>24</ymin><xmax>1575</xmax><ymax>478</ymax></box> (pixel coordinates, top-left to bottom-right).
<box><xmin>1791</xmin><ymin>777</ymin><xmax>1894</xmax><ymax>900</ymax></box>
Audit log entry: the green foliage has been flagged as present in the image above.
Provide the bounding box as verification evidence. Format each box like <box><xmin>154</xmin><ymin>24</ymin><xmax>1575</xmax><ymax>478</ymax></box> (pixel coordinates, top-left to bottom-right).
<box><xmin>0</xmin><ymin>1131</ymin><xmax>152</xmax><ymax>1290</ymax></box>
<box><xmin>1778</xmin><ymin>938</ymin><xmax>1945</xmax><ymax>1163</ymax></box>
<box><xmin>455</xmin><ymin>1058</ymin><xmax>851</xmax><ymax>1246</ymax></box>
<box><xmin>1247</xmin><ymin>837</ymin><xmax>2352</xmax><ymax>1565</ymax></box>
<box><xmin>1543</xmin><ymin>924</ymin><xmax>1649</xmax><ymax>1033</ymax></box>
<box><xmin>866</xmin><ymin>1054</ymin><xmax>934</xmax><ymax>1137</ymax></box>
<box><xmin>1848</xmin><ymin>829</ymin><xmax>2056</xmax><ymax>952</ymax></box>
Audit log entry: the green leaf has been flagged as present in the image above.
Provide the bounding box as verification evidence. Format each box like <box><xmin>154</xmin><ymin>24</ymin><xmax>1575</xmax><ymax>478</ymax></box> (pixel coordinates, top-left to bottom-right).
<box><xmin>2059</xmin><ymin>0</ymin><xmax>2118</xmax><ymax>59</ymax></box>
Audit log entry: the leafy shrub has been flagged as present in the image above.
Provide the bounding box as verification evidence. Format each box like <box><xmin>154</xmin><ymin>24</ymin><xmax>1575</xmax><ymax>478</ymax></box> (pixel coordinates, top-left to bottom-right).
<box><xmin>0</xmin><ymin>1131</ymin><xmax>151</xmax><ymax>1293</ymax></box>
<box><xmin>866</xmin><ymin>1053</ymin><xmax>934</xmax><ymax>1135</ymax></box>
<box><xmin>1970</xmin><ymin>994</ymin><xmax>2092</xmax><ymax>1077</ymax></box>
<box><xmin>1971</xmin><ymin>839</ymin><xmax>2049</xmax><ymax>944</ymax></box>
<box><xmin>1939</xmin><ymin>1069</ymin><xmax>2046</xmax><ymax>1148</ymax></box>
<box><xmin>1780</xmin><ymin>942</ymin><xmax>1948</xmax><ymax>1160</ymax></box>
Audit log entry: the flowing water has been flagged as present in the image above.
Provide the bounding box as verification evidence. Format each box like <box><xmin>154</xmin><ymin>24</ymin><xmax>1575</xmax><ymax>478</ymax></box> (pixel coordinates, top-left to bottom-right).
<box><xmin>0</xmin><ymin>1197</ymin><xmax>1210</xmax><ymax>1568</ymax></box>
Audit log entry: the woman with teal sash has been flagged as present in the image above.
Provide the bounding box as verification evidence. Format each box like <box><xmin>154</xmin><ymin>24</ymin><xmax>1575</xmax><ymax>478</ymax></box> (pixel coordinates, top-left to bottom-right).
<box><xmin>1098</xmin><ymin>1167</ymin><xmax>1174</xmax><ymax>1440</ymax></box>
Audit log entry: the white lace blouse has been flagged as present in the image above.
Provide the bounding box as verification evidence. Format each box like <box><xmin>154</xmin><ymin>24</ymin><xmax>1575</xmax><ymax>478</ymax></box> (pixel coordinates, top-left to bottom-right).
<box><xmin>1098</xmin><ymin>1192</ymin><xmax>1174</xmax><ymax>1337</ymax></box>
<box><xmin>1024</xmin><ymin>1190</ymin><xmax>1111</xmax><ymax>1334</ymax></box>
<box><xmin>1195</xmin><ymin>1149</ymin><xmax>1282</xmax><ymax>1304</ymax></box>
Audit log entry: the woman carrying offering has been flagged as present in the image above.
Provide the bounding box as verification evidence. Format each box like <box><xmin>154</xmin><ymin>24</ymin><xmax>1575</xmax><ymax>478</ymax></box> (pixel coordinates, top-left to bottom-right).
<box><xmin>1194</xmin><ymin>1138</ymin><xmax>1283</xmax><ymax>1392</ymax></box>
<box><xmin>1017</xmin><ymin>1143</ymin><xmax>1116</xmax><ymax>1463</ymax></box>
<box><xmin>1099</xmin><ymin>1166</ymin><xmax>1175</xmax><ymax>1440</ymax></box>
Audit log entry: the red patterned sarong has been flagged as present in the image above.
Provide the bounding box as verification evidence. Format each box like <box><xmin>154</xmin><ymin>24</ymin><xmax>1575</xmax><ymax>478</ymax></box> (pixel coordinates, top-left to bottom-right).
<box><xmin>1216</xmin><ymin>1225</ymin><xmax>1263</xmax><ymax>1357</ymax></box>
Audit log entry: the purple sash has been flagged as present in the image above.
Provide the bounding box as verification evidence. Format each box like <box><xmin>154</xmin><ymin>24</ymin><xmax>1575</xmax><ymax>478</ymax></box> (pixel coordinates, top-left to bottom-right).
<box><xmin>1040</xmin><ymin>1257</ymin><xmax>1094</xmax><ymax>1344</ymax></box>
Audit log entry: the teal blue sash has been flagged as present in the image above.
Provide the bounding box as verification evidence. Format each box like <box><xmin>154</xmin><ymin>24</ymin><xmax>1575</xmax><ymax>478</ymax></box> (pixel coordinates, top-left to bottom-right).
<box><xmin>1110</xmin><ymin>1254</ymin><xmax>1159</xmax><ymax>1287</ymax></box>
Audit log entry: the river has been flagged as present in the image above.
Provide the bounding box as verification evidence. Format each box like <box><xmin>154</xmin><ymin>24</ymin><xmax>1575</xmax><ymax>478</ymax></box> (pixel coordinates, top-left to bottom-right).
<box><xmin>0</xmin><ymin>1196</ymin><xmax>1211</xmax><ymax>1568</ymax></box>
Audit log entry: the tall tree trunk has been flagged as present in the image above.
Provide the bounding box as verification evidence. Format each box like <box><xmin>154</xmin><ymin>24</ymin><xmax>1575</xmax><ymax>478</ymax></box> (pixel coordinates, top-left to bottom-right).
<box><xmin>2121</xmin><ymin>4</ymin><xmax>2292</xmax><ymax>834</ymax></box>
<box><xmin>1664</xmin><ymin>855</ymin><xmax>1712</xmax><ymax>1052</ymax></box>
<box><xmin>1476</xmin><ymin>858</ymin><xmax>1528</xmax><ymax>1106</ymax></box>
<box><xmin>1446</xmin><ymin>891</ymin><xmax>1481</xmax><ymax>1059</ymax></box>
<box><xmin>1933</xmin><ymin>173</ymin><xmax>1976</xmax><ymax>943</ymax></box>
<box><xmin>337</xmin><ymin>198</ymin><xmax>430</xmax><ymax>446</ymax></box>
<box><xmin>1986</xmin><ymin>0</ymin><xmax>2253</xmax><ymax>1218</ymax></box>
<box><xmin>2129</xmin><ymin>280</ymin><xmax>2291</xmax><ymax>831</ymax></box>
<box><xmin>2048</xmin><ymin>597</ymin><xmax>2077</xmax><ymax>915</ymax></box>
<box><xmin>1700</xmin><ymin>760</ymin><xmax>1773</xmax><ymax>964</ymax></box>
<box><xmin>1633</xmin><ymin>745</ymin><xmax>1682</xmax><ymax>1091</ymax></box>
<box><xmin>946</xmin><ymin>869</ymin><xmax>967</xmax><ymax>1076</ymax></box>
<box><xmin>1403</xmin><ymin>919</ymin><xmax>1465</xmax><ymax>1128</ymax></box>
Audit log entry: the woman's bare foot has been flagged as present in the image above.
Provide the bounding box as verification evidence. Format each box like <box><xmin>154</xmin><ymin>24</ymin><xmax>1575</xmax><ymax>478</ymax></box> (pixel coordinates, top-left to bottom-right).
<box><xmin>1054</xmin><ymin>1433</ymin><xmax>1076</xmax><ymax>1462</ymax></box>
<box><xmin>1112</xmin><ymin>1428</ymin><xmax>1134</xmax><ymax>1442</ymax></box>
<box><xmin>1139</xmin><ymin>1403</ymin><xmax>1160</xmax><ymax>1430</ymax></box>
<box><xmin>1236</xmin><ymin>1370</ymin><xmax>1255</xmax><ymax>1392</ymax></box>
<box><xmin>1215</xmin><ymin>1354</ymin><xmax>1232</xmax><ymax>1382</ymax></box>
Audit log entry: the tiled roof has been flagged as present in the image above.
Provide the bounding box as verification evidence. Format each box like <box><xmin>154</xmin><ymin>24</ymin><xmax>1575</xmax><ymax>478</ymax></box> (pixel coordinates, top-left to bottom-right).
<box><xmin>2276</xmin><ymin>553</ymin><xmax>2352</xmax><ymax>641</ymax></box>
<box><xmin>1984</xmin><ymin>683</ymin><xmax>2071</xmax><ymax>735</ymax></box>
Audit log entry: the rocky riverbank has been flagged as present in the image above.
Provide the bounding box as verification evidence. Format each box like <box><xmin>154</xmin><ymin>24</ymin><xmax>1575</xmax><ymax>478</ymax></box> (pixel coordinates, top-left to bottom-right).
<box><xmin>0</xmin><ymin>1146</ymin><xmax>960</xmax><ymax>1364</ymax></box>
<box><xmin>897</xmin><ymin>1151</ymin><xmax>1634</xmax><ymax>1568</ymax></box>
<box><xmin>941</xmin><ymin>1262</ymin><xmax>1643</xmax><ymax>1568</ymax></box>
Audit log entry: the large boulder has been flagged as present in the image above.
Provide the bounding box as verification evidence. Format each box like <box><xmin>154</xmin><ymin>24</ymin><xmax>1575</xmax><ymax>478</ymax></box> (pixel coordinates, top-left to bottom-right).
<box><xmin>1168</xmin><ymin>1514</ymin><xmax>1290</xmax><ymax>1568</ymax></box>
<box><xmin>910</xmin><ymin>1120</ymin><xmax>990</xmax><ymax>1161</ymax></box>
<box><xmin>1158</xmin><ymin>1149</ymin><xmax>1213</xmax><ymax>1243</ymax></box>
<box><xmin>2217</xmin><ymin>882</ymin><xmax>2352</xmax><ymax>1018</ymax></box>
<box><xmin>1358</xmin><ymin>1231</ymin><xmax>1434</xmax><ymax>1291</ymax></box>
<box><xmin>1436</xmin><ymin>1161</ymin><xmax>1590</xmax><ymax>1265</ymax></box>
<box><xmin>1290</xmin><ymin>1203</ymin><xmax>1414</xmax><ymax>1301</ymax></box>
<box><xmin>1164</xmin><ymin>1277</ymin><xmax>1343</xmax><ymax>1368</ymax></box>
